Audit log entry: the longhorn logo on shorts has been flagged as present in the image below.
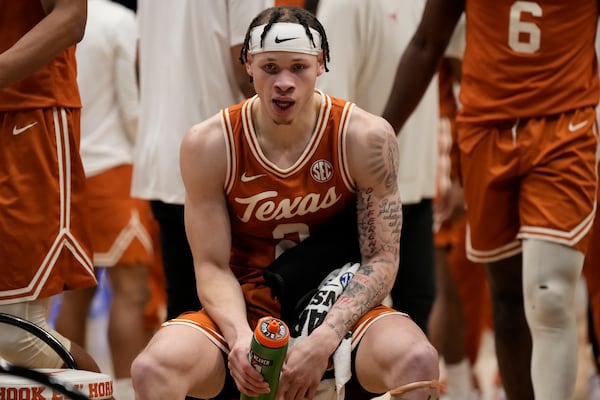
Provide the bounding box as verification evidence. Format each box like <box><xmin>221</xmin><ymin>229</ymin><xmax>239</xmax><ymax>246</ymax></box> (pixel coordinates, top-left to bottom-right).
<box><xmin>310</xmin><ymin>159</ymin><xmax>333</xmax><ymax>183</ymax></box>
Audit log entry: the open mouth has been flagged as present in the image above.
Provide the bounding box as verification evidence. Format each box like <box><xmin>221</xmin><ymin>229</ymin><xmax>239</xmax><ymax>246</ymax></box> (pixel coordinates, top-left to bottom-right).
<box><xmin>273</xmin><ymin>99</ymin><xmax>295</xmax><ymax>111</ymax></box>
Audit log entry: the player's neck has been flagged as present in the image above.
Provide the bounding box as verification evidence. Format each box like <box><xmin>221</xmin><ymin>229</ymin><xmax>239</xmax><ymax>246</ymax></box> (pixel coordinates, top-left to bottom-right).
<box><xmin>252</xmin><ymin>93</ymin><xmax>320</xmax><ymax>168</ymax></box>
<box><xmin>253</xmin><ymin>92</ymin><xmax>320</xmax><ymax>147</ymax></box>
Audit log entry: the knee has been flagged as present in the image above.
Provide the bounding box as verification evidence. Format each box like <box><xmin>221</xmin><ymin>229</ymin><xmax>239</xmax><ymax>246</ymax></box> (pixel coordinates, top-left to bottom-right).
<box><xmin>130</xmin><ymin>351</ymin><xmax>156</xmax><ymax>389</ymax></box>
<box><xmin>382</xmin><ymin>340</ymin><xmax>440</xmax><ymax>396</ymax></box>
<box><xmin>404</xmin><ymin>340</ymin><xmax>439</xmax><ymax>379</ymax></box>
<box><xmin>121</xmin><ymin>285</ymin><xmax>150</xmax><ymax>309</ymax></box>
<box><xmin>525</xmin><ymin>284</ymin><xmax>572</xmax><ymax>328</ymax></box>
<box><xmin>112</xmin><ymin>281</ymin><xmax>150</xmax><ymax>310</ymax></box>
<box><xmin>130</xmin><ymin>351</ymin><xmax>175</xmax><ymax>396</ymax></box>
<box><xmin>387</xmin><ymin>340</ymin><xmax>439</xmax><ymax>386</ymax></box>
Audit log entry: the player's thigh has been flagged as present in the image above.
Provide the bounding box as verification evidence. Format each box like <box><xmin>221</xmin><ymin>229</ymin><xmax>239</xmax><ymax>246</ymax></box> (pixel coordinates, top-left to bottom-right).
<box><xmin>458</xmin><ymin>123</ymin><xmax>521</xmax><ymax>262</ymax></box>
<box><xmin>138</xmin><ymin>323</ymin><xmax>226</xmax><ymax>395</ymax></box>
<box><xmin>106</xmin><ymin>264</ymin><xmax>148</xmax><ymax>297</ymax></box>
<box><xmin>518</xmin><ymin>108</ymin><xmax>597</xmax><ymax>253</ymax></box>
<box><xmin>486</xmin><ymin>254</ymin><xmax>523</xmax><ymax>299</ymax></box>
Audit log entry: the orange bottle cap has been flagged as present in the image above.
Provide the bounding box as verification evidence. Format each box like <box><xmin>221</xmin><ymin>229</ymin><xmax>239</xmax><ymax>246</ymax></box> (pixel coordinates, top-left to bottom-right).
<box><xmin>254</xmin><ymin>317</ymin><xmax>290</xmax><ymax>348</ymax></box>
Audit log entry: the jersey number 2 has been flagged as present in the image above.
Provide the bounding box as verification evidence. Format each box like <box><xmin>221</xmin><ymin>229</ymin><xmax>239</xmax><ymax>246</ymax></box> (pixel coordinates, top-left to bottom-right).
<box><xmin>508</xmin><ymin>1</ymin><xmax>542</xmax><ymax>54</ymax></box>
<box><xmin>273</xmin><ymin>223</ymin><xmax>309</xmax><ymax>258</ymax></box>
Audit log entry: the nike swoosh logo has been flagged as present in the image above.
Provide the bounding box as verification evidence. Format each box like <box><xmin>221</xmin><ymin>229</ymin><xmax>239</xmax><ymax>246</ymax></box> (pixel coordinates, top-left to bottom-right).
<box><xmin>274</xmin><ymin>36</ymin><xmax>299</xmax><ymax>44</ymax></box>
<box><xmin>568</xmin><ymin>120</ymin><xmax>588</xmax><ymax>132</ymax></box>
<box><xmin>241</xmin><ymin>172</ymin><xmax>266</xmax><ymax>183</ymax></box>
<box><xmin>13</xmin><ymin>122</ymin><xmax>38</xmax><ymax>135</ymax></box>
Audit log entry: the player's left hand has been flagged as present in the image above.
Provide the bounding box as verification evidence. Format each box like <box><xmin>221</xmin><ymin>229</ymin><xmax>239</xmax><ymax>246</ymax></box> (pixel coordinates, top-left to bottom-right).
<box><xmin>276</xmin><ymin>334</ymin><xmax>334</xmax><ymax>400</ymax></box>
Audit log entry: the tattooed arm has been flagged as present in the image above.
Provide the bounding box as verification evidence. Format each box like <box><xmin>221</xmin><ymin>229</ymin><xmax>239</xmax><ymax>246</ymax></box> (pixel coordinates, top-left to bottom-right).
<box><xmin>276</xmin><ymin>106</ymin><xmax>401</xmax><ymax>399</ymax></box>
<box><xmin>323</xmin><ymin>106</ymin><xmax>402</xmax><ymax>339</ymax></box>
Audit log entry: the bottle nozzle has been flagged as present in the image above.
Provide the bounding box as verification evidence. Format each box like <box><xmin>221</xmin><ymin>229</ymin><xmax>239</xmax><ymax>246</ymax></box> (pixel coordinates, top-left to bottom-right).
<box><xmin>267</xmin><ymin>320</ymin><xmax>279</xmax><ymax>334</ymax></box>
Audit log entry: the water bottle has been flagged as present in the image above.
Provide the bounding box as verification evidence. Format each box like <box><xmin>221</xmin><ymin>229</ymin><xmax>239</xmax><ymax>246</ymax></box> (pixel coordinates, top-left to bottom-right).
<box><xmin>240</xmin><ymin>316</ymin><xmax>289</xmax><ymax>400</ymax></box>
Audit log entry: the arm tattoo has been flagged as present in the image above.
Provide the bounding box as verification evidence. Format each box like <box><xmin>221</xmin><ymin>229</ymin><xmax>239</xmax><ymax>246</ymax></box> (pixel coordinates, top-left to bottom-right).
<box><xmin>323</xmin><ymin>128</ymin><xmax>402</xmax><ymax>338</ymax></box>
<box><xmin>357</xmin><ymin>189</ymin><xmax>401</xmax><ymax>258</ymax></box>
<box><xmin>367</xmin><ymin>132</ymin><xmax>399</xmax><ymax>191</ymax></box>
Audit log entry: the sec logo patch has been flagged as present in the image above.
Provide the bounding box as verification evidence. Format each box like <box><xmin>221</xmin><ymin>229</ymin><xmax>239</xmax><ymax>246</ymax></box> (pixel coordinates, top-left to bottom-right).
<box><xmin>310</xmin><ymin>159</ymin><xmax>333</xmax><ymax>183</ymax></box>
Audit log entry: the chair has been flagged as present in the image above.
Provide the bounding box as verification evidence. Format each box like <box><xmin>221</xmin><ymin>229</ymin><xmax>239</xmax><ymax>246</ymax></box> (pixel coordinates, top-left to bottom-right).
<box><xmin>0</xmin><ymin>312</ymin><xmax>113</xmax><ymax>399</ymax></box>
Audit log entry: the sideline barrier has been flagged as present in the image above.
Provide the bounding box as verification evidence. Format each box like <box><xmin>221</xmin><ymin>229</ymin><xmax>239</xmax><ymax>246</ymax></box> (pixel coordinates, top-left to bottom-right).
<box><xmin>0</xmin><ymin>363</ymin><xmax>113</xmax><ymax>400</ymax></box>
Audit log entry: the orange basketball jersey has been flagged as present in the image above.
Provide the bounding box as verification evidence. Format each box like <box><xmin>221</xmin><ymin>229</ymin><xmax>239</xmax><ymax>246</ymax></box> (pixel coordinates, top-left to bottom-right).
<box><xmin>458</xmin><ymin>0</ymin><xmax>599</xmax><ymax>124</ymax></box>
<box><xmin>0</xmin><ymin>0</ymin><xmax>81</xmax><ymax>111</ymax></box>
<box><xmin>222</xmin><ymin>91</ymin><xmax>357</xmax><ymax>286</ymax></box>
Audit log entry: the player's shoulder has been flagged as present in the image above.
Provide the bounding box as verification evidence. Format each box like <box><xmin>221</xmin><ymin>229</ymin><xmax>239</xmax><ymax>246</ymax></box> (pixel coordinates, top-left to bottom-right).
<box><xmin>181</xmin><ymin>112</ymin><xmax>225</xmax><ymax>154</ymax></box>
<box><xmin>344</xmin><ymin>104</ymin><xmax>399</xmax><ymax>190</ymax></box>
<box><xmin>347</xmin><ymin>104</ymin><xmax>396</xmax><ymax>143</ymax></box>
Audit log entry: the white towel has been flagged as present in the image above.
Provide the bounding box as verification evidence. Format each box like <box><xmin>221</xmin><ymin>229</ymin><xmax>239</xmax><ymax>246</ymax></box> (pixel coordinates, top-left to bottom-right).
<box><xmin>291</xmin><ymin>262</ymin><xmax>360</xmax><ymax>400</ymax></box>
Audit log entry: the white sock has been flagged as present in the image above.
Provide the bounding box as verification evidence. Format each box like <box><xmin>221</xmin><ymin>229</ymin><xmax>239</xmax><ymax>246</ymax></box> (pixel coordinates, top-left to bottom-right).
<box><xmin>113</xmin><ymin>378</ymin><xmax>135</xmax><ymax>400</ymax></box>
<box><xmin>445</xmin><ymin>359</ymin><xmax>474</xmax><ymax>399</ymax></box>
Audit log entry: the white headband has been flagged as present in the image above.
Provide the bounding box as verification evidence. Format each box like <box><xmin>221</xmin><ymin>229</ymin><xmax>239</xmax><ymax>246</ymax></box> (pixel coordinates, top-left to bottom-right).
<box><xmin>248</xmin><ymin>22</ymin><xmax>322</xmax><ymax>56</ymax></box>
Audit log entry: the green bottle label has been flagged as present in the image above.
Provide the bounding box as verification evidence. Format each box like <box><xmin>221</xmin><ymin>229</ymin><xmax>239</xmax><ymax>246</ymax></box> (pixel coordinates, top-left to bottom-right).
<box><xmin>240</xmin><ymin>317</ymin><xmax>289</xmax><ymax>400</ymax></box>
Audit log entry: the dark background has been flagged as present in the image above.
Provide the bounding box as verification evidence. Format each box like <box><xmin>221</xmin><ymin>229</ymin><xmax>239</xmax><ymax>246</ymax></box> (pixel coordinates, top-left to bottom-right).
<box><xmin>113</xmin><ymin>0</ymin><xmax>137</xmax><ymax>12</ymax></box>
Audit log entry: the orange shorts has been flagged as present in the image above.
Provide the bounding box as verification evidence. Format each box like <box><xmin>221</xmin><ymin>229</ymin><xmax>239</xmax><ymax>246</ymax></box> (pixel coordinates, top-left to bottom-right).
<box><xmin>86</xmin><ymin>164</ymin><xmax>155</xmax><ymax>267</ymax></box>
<box><xmin>164</xmin><ymin>305</ymin><xmax>406</xmax><ymax>353</ymax></box>
<box><xmin>458</xmin><ymin>107</ymin><xmax>598</xmax><ymax>263</ymax></box>
<box><xmin>0</xmin><ymin>107</ymin><xmax>95</xmax><ymax>304</ymax></box>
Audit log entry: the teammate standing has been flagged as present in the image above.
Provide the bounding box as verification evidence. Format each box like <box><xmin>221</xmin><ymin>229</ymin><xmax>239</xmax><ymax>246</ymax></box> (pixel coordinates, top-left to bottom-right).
<box><xmin>383</xmin><ymin>1</ymin><xmax>599</xmax><ymax>399</ymax></box>
<box><xmin>0</xmin><ymin>0</ymin><xmax>99</xmax><ymax>372</ymax></box>
<box><xmin>53</xmin><ymin>1</ymin><xmax>155</xmax><ymax>397</ymax></box>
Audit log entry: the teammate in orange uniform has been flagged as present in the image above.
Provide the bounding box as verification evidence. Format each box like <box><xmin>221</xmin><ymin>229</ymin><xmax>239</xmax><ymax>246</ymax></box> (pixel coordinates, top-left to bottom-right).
<box><xmin>131</xmin><ymin>6</ymin><xmax>439</xmax><ymax>400</ymax></box>
<box><xmin>382</xmin><ymin>1</ymin><xmax>599</xmax><ymax>399</ymax></box>
<box><xmin>0</xmin><ymin>0</ymin><xmax>99</xmax><ymax>372</ymax></box>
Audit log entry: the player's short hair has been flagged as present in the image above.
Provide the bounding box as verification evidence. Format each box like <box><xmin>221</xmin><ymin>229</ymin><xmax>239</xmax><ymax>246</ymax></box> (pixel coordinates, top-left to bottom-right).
<box><xmin>240</xmin><ymin>6</ymin><xmax>330</xmax><ymax>72</ymax></box>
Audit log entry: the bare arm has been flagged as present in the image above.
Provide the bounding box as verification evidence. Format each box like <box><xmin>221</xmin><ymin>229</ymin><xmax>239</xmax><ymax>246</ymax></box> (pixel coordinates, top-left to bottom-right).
<box><xmin>180</xmin><ymin>116</ymin><xmax>251</xmax><ymax>345</ymax></box>
<box><xmin>0</xmin><ymin>0</ymin><xmax>87</xmax><ymax>88</ymax></box>
<box><xmin>276</xmin><ymin>109</ymin><xmax>402</xmax><ymax>399</ymax></box>
<box><xmin>382</xmin><ymin>0</ymin><xmax>463</xmax><ymax>133</ymax></box>
<box><xmin>320</xmin><ymin>109</ymin><xmax>402</xmax><ymax>342</ymax></box>
<box><xmin>181</xmin><ymin>116</ymin><xmax>270</xmax><ymax>396</ymax></box>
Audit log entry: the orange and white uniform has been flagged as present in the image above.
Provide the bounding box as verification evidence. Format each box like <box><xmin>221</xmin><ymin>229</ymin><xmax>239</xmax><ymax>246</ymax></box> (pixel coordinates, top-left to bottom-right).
<box><xmin>457</xmin><ymin>0</ymin><xmax>599</xmax><ymax>262</ymax></box>
<box><xmin>77</xmin><ymin>0</ymin><xmax>155</xmax><ymax>269</ymax></box>
<box><xmin>166</xmin><ymin>91</ymin><xmax>398</xmax><ymax>348</ymax></box>
<box><xmin>0</xmin><ymin>1</ymin><xmax>96</xmax><ymax>304</ymax></box>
